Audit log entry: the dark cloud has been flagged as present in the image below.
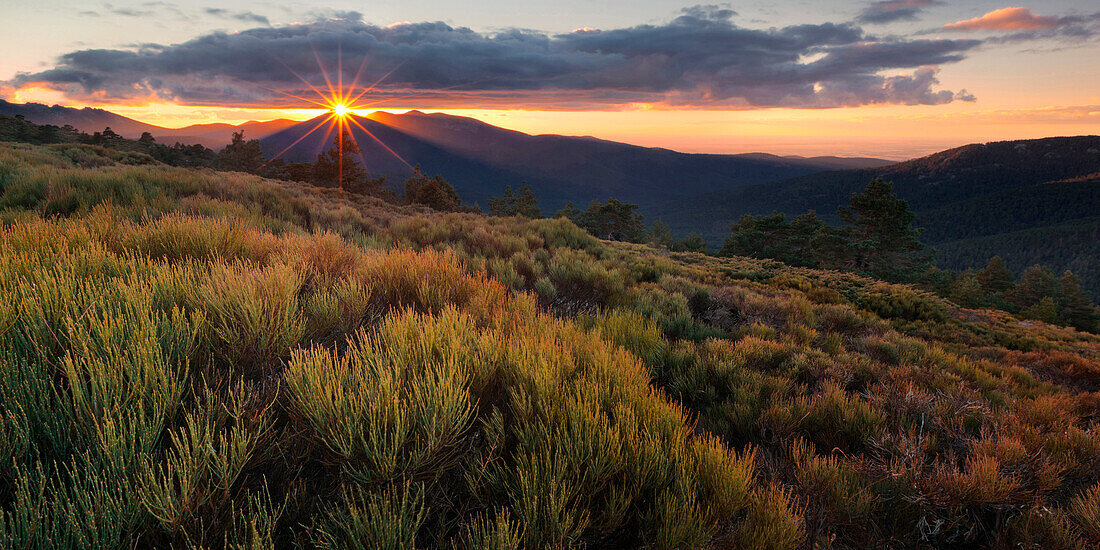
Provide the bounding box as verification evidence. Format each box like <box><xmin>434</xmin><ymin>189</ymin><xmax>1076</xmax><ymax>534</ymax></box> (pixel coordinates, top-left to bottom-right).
<box><xmin>204</xmin><ymin>8</ymin><xmax>270</xmax><ymax>26</ymax></box>
<box><xmin>858</xmin><ymin>0</ymin><xmax>941</xmax><ymax>24</ymax></box>
<box><xmin>8</xmin><ymin>6</ymin><xmax>981</xmax><ymax>109</ymax></box>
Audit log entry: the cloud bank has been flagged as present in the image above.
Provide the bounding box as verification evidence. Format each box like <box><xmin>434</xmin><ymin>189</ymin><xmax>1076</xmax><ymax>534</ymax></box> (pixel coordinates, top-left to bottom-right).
<box><xmin>7</xmin><ymin>6</ymin><xmax>981</xmax><ymax>110</ymax></box>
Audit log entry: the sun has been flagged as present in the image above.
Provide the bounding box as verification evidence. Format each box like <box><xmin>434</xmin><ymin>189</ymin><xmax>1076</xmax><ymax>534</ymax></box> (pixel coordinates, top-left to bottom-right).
<box><xmin>331</xmin><ymin>103</ymin><xmax>350</xmax><ymax>116</ymax></box>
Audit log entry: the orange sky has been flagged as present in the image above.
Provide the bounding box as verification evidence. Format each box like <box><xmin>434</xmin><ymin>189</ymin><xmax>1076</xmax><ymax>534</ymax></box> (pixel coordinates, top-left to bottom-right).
<box><xmin>13</xmin><ymin>84</ymin><xmax>1097</xmax><ymax>160</ymax></box>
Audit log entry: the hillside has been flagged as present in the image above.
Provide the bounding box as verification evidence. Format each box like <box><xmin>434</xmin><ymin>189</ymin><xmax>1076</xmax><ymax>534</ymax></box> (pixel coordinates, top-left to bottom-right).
<box><xmin>260</xmin><ymin>111</ymin><xmax>892</xmax><ymax>210</ymax></box>
<box><xmin>655</xmin><ymin>136</ymin><xmax>1100</xmax><ymax>294</ymax></box>
<box><xmin>0</xmin><ymin>99</ymin><xmax>296</xmax><ymax>147</ymax></box>
<box><xmin>1</xmin><ymin>141</ymin><xmax>1099</xmax><ymax>548</ymax></box>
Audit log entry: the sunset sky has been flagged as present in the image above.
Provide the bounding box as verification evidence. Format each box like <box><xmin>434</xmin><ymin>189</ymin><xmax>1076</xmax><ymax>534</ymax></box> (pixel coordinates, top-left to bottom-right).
<box><xmin>2</xmin><ymin>1</ymin><xmax>1098</xmax><ymax>159</ymax></box>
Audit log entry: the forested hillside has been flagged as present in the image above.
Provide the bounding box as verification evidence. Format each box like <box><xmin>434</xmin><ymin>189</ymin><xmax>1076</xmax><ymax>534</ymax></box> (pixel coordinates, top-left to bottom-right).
<box><xmin>1</xmin><ymin>140</ymin><xmax>1099</xmax><ymax>548</ymax></box>
<box><xmin>656</xmin><ymin>136</ymin><xmax>1100</xmax><ymax>295</ymax></box>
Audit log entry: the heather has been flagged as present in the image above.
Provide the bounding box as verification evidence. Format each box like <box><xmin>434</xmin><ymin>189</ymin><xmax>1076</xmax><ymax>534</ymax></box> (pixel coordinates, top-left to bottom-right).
<box><xmin>1</xmin><ymin>142</ymin><xmax>1099</xmax><ymax>548</ymax></box>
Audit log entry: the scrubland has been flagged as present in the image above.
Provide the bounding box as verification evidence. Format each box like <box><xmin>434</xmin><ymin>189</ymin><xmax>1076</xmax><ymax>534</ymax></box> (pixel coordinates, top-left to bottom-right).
<box><xmin>1</xmin><ymin>142</ymin><xmax>1098</xmax><ymax>548</ymax></box>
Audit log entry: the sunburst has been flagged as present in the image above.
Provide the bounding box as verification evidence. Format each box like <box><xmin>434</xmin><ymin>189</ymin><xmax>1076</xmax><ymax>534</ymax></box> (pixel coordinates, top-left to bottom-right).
<box><xmin>258</xmin><ymin>45</ymin><xmax>413</xmax><ymax>196</ymax></box>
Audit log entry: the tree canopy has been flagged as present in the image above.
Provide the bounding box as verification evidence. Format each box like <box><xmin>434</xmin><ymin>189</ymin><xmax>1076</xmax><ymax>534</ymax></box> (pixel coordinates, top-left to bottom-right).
<box><xmin>488</xmin><ymin>183</ymin><xmax>541</xmax><ymax>218</ymax></box>
<box><xmin>405</xmin><ymin>169</ymin><xmax>462</xmax><ymax>211</ymax></box>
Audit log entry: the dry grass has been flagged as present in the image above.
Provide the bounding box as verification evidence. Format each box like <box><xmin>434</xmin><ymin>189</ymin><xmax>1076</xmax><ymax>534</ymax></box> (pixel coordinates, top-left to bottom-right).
<box><xmin>1</xmin><ymin>142</ymin><xmax>1099</xmax><ymax>547</ymax></box>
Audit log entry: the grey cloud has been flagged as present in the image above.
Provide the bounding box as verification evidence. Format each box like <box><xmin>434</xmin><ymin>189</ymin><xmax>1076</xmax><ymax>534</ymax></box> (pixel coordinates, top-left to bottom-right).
<box><xmin>983</xmin><ymin>13</ymin><xmax>1100</xmax><ymax>44</ymax></box>
<box><xmin>204</xmin><ymin>8</ymin><xmax>270</xmax><ymax>26</ymax></box>
<box><xmin>100</xmin><ymin>2</ymin><xmax>187</xmax><ymax>19</ymax></box>
<box><xmin>10</xmin><ymin>6</ymin><xmax>980</xmax><ymax>109</ymax></box>
<box><xmin>858</xmin><ymin>0</ymin><xmax>941</xmax><ymax>24</ymax></box>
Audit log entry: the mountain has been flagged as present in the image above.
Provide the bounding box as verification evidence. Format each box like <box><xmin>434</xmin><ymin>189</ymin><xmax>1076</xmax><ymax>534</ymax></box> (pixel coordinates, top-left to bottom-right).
<box><xmin>260</xmin><ymin>110</ymin><xmax>893</xmax><ymax>210</ymax></box>
<box><xmin>0</xmin><ymin>99</ymin><xmax>296</xmax><ymax>148</ymax></box>
<box><xmin>746</xmin><ymin>153</ymin><xmax>896</xmax><ymax>170</ymax></box>
<box><xmin>0</xmin><ymin>99</ymin><xmax>161</xmax><ymax>137</ymax></box>
<box><xmin>653</xmin><ymin>136</ymin><xmax>1100</xmax><ymax>294</ymax></box>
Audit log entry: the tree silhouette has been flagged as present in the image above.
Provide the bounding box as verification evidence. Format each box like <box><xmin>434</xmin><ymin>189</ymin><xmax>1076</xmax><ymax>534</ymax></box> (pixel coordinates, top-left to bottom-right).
<box><xmin>977</xmin><ymin>256</ymin><xmax>1014</xmax><ymax>294</ymax></box>
<box><xmin>554</xmin><ymin>202</ymin><xmax>581</xmax><ymax>221</ymax></box>
<box><xmin>216</xmin><ymin>130</ymin><xmax>264</xmax><ymax>173</ymax></box>
<box><xmin>576</xmin><ymin>199</ymin><xmax>645</xmax><ymax>242</ymax></box>
<box><xmin>314</xmin><ymin>133</ymin><xmax>375</xmax><ymax>194</ymax></box>
<box><xmin>487</xmin><ymin>183</ymin><xmax>541</xmax><ymax>218</ymax></box>
<box><xmin>405</xmin><ymin>168</ymin><xmax>461</xmax><ymax>211</ymax></box>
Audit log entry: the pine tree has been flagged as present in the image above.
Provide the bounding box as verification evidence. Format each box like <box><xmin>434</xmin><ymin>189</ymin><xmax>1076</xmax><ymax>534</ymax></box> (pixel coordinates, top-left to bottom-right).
<box><xmin>513</xmin><ymin>183</ymin><xmax>542</xmax><ymax>218</ymax></box>
<box><xmin>1008</xmin><ymin>265</ymin><xmax>1058</xmax><ymax>310</ymax></box>
<box><xmin>487</xmin><ymin>184</ymin><xmax>541</xmax><ymax>217</ymax></box>
<box><xmin>718</xmin><ymin>211</ymin><xmax>844</xmax><ymax>269</ymax></box>
<box><xmin>554</xmin><ymin>202</ymin><xmax>581</xmax><ymax>221</ymax></box>
<box><xmin>314</xmin><ymin>133</ymin><xmax>370</xmax><ymax>192</ymax></box>
<box><xmin>1056</xmin><ymin>271</ymin><xmax>1099</xmax><ymax>332</ymax></box>
<box><xmin>576</xmin><ymin>199</ymin><xmax>646</xmax><ymax>242</ymax></box>
<box><xmin>1023</xmin><ymin>297</ymin><xmax>1061</xmax><ymax>325</ymax></box>
<box><xmin>487</xmin><ymin>186</ymin><xmax>517</xmax><ymax>216</ymax></box>
<box><xmin>949</xmin><ymin>270</ymin><xmax>986</xmax><ymax>308</ymax></box>
<box><xmin>216</xmin><ymin>130</ymin><xmax>265</xmax><ymax>173</ymax></box>
<box><xmin>672</xmin><ymin>233</ymin><xmax>708</xmax><ymax>253</ymax></box>
<box><xmin>977</xmin><ymin>256</ymin><xmax>1015</xmax><ymax>294</ymax></box>
<box><xmin>405</xmin><ymin>168</ymin><xmax>461</xmax><ymax>211</ymax></box>
<box><xmin>647</xmin><ymin>220</ymin><xmax>673</xmax><ymax>248</ymax></box>
<box><xmin>838</xmin><ymin>178</ymin><xmax>932</xmax><ymax>281</ymax></box>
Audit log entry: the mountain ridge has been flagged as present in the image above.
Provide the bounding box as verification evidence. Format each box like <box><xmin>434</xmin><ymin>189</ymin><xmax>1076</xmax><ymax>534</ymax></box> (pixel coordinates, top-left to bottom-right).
<box><xmin>652</xmin><ymin>135</ymin><xmax>1100</xmax><ymax>294</ymax></box>
<box><xmin>0</xmin><ymin>99</ymin><xmax>297</xmax><ymax>148</ymax></box>
<box><xmin>259</xmin><ymin>111</ymin><xmax>894</xmax><ymax>210</ymax></box>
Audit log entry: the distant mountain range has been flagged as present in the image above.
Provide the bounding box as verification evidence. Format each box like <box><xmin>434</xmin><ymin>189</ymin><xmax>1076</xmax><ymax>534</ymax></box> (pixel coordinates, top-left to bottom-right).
<box><xmin>259</xmin><ymin>110</ymin><xmax>894</xmax><ymax>210</ymax></box>
<box><xmin>0</xmin><ymin>99</ymin><xmax>296</xmax><ymax>148</ymax></box>
<box><xmin>7</xmin><ymin>98</ymin><xmax>1094</xmax><ymax>295</ymax></box>
<box><xmin>653</xmin><ymin>136</ymin><xmax>1100</xmax><ymax>295</ymax></box>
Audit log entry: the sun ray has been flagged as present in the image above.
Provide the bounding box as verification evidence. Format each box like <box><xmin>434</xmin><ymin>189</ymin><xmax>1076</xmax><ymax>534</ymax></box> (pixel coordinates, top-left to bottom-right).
<box><xmin>258</xmin><ymin>114</ymin><xmax>335</xmax><ymax>169</ymax></box>
<box><xmin>346</xmin><ymin>115</ymin><xmax>413</xmax><ymax>170</ymax></box>
<box><xmin>312</xmin><ymin>44</ymin><xmax>337</xmax><ymax>103</ymax></box>
<box><xmin>343</xmin><ymin>120</ymin><xmax>371</xmax><ymax>168</ymax></box>
<box><xmin>345</xmin><ymin>61</ymin><xmax>406</xmax><ymax>106</ymax></box>
<box><xmin>354</xmin><ymin>78</ymin><xmax>489</xmax><ymax>110</ymax></box>
<box><xmin>315</xmin><ymin>115</ymin><xmax>339</xmax><ymax>156</ymax></box>
<box><xmin>255</xmin><ymin>43</ymin><xmax>468</xmax><ymax>178</ymax></box>
<box><xmin>270</xmin><ymin>54</ymin><xmax>332</xmax><ymax>105</ymax></box>
<box><xmin>258</xmin><ymin>84</ymin><xmax>332</xmax><ymax>109</ymax></box>
<box><xmin>344</xmin><ymin>52</ymin><xmax>374</xmax><ymax>101</ymax></box>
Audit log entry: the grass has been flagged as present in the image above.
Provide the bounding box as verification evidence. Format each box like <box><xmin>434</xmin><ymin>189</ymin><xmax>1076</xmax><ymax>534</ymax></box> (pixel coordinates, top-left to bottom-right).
<box><xmin>0</xmin><ymin>141</ymin><xmax>1099</xmax><ymax>547</ymax></box>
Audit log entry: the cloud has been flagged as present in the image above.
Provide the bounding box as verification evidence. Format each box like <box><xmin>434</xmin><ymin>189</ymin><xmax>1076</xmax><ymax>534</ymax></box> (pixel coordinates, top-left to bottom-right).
<box><xmin>858</xmin><ymin>0</ymin><xmax>941</xmax><ymax>24</ymax></box>
<box><xmin>99</xmin><ymin>2</ymin><xmax>188</xmax><ymax>20</ymax></box>
<box><xmin>6</xmin><ymin>6</ymin><xmax>981</xmax><ymax>110</ymax></box>
<box><xmin>204</xmin><ymin>8</ymin><xmax>270</xmax><ymax>26</ymax></box>
<box><xmin>944</xmin><ymin>7</ymin><xmax>1060</xmax><ymax>31</ymax></box>
<box><xmin>940</xmin><ymin>7</ymin><xmax>1100</xmax><ymax>42</ymax></box>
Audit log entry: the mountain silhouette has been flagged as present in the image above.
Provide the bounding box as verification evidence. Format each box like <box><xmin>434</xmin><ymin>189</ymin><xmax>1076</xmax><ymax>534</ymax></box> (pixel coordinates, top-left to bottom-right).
<box><xmin>0</xmin><ymin>99</ymin><xmax>296</xmax><ymax>148</ymax></box>
<box><xmin>260</xmin><ymin>110</ymin><xmax>893</xmax><ymax>210</ymax></box>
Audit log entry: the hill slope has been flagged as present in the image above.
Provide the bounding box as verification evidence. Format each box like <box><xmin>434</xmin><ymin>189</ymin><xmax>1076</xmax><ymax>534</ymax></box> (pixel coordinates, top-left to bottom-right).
<box><xmin>655</xmin><ymin>136</ymin><xmax>1100</xmax><ymax>293</ymax></box>
<box><xmin>1</xmin><ymin>142</ymin><xmax>1099</xmax><ymax>548</ymax></box>
<box><xmin>260</xmin><ymin>111</ymin><xmax>892</xmax><ymax>210</ymax></box>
